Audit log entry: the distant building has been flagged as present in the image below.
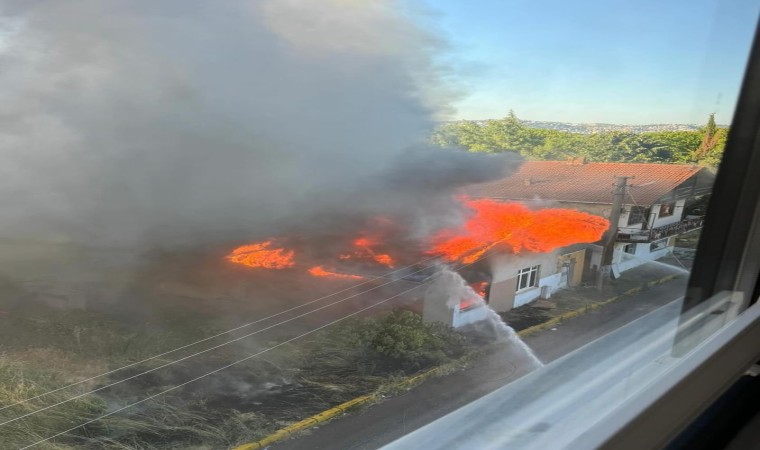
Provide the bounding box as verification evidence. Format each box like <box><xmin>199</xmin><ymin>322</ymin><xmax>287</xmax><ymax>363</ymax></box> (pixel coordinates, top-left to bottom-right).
<box><xmin>461</xmin><ymin>160</ymin><xmax>713</xmax><ymax>313</ymax></box>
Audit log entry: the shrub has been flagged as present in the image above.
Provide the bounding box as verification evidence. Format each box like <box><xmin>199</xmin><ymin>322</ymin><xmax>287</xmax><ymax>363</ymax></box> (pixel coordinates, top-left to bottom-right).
<box><xmin>370</xmin><ymin>310</ymin><xmax>463</xmax><ymax>370</ymax></box>
<box><xmin>301</xmin><ymin>309</ymin><xmax>466</xmax><ymax>376</ymax></box>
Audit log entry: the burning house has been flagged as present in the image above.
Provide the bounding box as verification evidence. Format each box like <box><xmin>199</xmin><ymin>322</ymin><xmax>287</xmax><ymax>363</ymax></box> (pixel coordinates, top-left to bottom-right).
<box><xmin>444</xmin><ymin>160</ymin><xmax>714</xmax><ymax>316</ymax></box>
<box><xmin>422</xmin><ymin>198</ymin><xmax>608</xmax><ymax>320</ymax></box>
<box><xmin>222</xmin><ymin>194</ymin><xmax>609</xmax><ymax>327</ymax></box>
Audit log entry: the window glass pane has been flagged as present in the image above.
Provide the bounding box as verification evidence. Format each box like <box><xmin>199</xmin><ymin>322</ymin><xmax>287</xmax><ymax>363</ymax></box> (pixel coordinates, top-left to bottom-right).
<box><xmin>627</xmin><ymin>206</ymin><xmax>649</xmax><ymax>226</ymax></box>
<box><xmin>659</xmin><ymin>202</ymin><xmax>676</xmax><ymax>217</ymax></box>
<box><xmin>0</xmin><ymin>1</ymin><xmax>756</xmax><ymax>449</ymax></box>
<box><xmin>650</xmin><ymin>238</ymin><xmax>669</xmax><ymax>252</ymax></box>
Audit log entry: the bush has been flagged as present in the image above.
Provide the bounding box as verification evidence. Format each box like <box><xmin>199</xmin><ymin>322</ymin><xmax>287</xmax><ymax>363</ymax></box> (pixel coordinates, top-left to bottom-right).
<box><xmin>370</xmin><ymin>310</ymin><xmax>463</xmax><ymax>369</ymax></box>
<box><xmin>301</xmin><ymin>309</ymin><xmax>466</xmax><ymax>375</ymax></box>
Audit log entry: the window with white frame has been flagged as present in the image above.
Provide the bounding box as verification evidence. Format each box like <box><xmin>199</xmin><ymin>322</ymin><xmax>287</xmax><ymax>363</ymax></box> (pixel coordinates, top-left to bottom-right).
<box><xmin>623</xmin><ymin>243</ymin><xmax>636</xmax><ymax>255</ymax></box>
<box><xmin>659</xmin><ymin>201</ymin><xmax>676</xmax><ymax>217</ymax></box>
<box><xmin>516</xmin><ymin>265</ymin><xmax>540</xmax><ymax>292</ymax></box>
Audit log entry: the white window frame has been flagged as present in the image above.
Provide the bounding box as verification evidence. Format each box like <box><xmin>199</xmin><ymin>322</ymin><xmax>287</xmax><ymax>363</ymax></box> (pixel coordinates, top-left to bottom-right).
<box><xmin>659</xmin><ymin>201</ymin><xmax>676</xmax><ymax>217</ymax></box>
<box><xmin>623</xmin><ymin>243</ymin><xmax>636</xmax><ymax>255</ymax></box>
<box><xmin>516</xmin><ymin>265</ymin><xmax>540</xmax><ymax>292</ymax></box>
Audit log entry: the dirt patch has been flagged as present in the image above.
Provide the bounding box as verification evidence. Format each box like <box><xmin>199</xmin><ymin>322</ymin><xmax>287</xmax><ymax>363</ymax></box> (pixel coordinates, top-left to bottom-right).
<box><xmin>500</xmin><ymin>305</ymin><xmax>551</xmax><ymax>332</ymax></box>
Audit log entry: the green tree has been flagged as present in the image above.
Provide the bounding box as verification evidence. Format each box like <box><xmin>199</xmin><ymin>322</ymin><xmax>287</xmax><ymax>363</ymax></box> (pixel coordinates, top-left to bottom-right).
<box><xmin>429</xmin><ymin>122</ymin><xmax>463</xmax><ymax>148</ymax></box>
<box><xmin>429</xmin><ymin>110</ymin><xmax>727</xmax><ymax>165</ymax></box>
<box><xmin>694</xmin><ymin>113</ymin><xmax>719</xmax><ymax>160</ymax></box>
<box><xmin>478</xmin><ymin>110</ymin><xmax>532</xmax><ymax>152</ymax></box>
<box><xmin>525</xmin><ymin>128</ymin><xmax>586</xmax><ymax>160</ymax></box>
<box><xmin>697</xmin><ymin>127</ymin><xmax>728</xmax><ymax>167</ymax></box>
<box><xmin>458</xmin><ymin>120</ymin><xmax>496</xmax><ymax>152</ymax></box>
<box><xmin>583</xmin><ymin>132</ymin><xmax>627</xmax><ymax>161</ymax></box>
<box><xmin>689</xmin><ymin>113</ymin><xmax>729</xmax><ymax>167</ymax></box>
<box><xmin>645</xmin><ymin>131</ymin><xmax>702</xmax><ymax>163</ymax></box>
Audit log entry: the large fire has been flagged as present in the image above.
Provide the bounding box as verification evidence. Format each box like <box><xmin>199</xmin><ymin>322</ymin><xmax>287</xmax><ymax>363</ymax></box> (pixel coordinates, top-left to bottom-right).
<box><xmin>431</xmin><ymin>199</ymin><xmax>609</xmax><ymax>263</ymax></box>
<box><xmin>225</xmin><ymin>241</ymin><xmax>295</xmax><ymax>269</ymax></box>
<box><xmin>308</xmin><ymin>266</ymin><xmax>365</xmax><ymax>280</ymax></box>
<box><xmin>340</xmin><ymin>237</ymin><xmax>395</xmax><ymax>267</ymax></box>
<box><xmin>225</xmin><ymin>198</ymin><xmax>609</xmax><ymax>278</ymax></box>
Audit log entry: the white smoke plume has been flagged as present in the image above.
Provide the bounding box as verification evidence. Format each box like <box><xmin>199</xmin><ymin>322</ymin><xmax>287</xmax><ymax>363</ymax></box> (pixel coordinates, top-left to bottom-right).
<box><xmin>0</xmin><ymin>0</ymin><xmax>520</xmax><ymax>247</ymax></box>
<box><xmin>426</xmin><ymin>268</ymin><xmax>543</xmax><ymax>368</ymax></box>
<box><xmin>425</xmin><ymin>267</ymin><xmax>482</xmax><ymax>310</ymax></box>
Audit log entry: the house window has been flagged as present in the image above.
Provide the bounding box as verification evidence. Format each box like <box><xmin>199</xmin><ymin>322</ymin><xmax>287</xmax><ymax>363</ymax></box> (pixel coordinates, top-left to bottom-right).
<box><xmin>650</xmin><ymin>239</ymin><xmax>668</xmax><ymax>252</ymax></box>
<box><xmin>659</xmin><ymin>201</ymin><xmax>676</xmax><ymax>217</ymax></box>
<box><xmin>627</xmin><ymin>206</ymin><xmax>649</xmax><ymax>226</ymax></box>
<box><xmin>623</xmin><ymin>243</ymin><xmax>636</xmax><ymax>255</ymax></box>
<box><xmin>516</xmin><ymin>265</ymin><xmax>540</xmax><ymax>292</ymax></box>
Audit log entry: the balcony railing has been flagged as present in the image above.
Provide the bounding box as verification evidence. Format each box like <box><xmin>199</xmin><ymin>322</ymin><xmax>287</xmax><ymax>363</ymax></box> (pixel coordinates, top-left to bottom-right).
<box><xmin>617</xmin><ymin>216</ymin><xmax>705</xmax><ymax>243</ymax></box>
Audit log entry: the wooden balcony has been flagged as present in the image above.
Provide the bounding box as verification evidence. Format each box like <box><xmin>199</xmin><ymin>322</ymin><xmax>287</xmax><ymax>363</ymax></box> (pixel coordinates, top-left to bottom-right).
<box><xmin>617</xmin><ymin>216</ymin><xmax>705</xmax><ymax>243</ymax></box>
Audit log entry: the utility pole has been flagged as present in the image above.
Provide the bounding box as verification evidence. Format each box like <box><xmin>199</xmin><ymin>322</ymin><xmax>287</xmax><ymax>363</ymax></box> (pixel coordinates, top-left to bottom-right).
<box><xmin>597</xmin><ymin>176</ymin><xmax>631</xmax><ymax>290</ymax></box>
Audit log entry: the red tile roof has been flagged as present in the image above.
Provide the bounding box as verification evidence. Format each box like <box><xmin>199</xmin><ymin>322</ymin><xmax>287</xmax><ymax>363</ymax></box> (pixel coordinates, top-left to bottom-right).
<box><xmin>465</xmin><ymin>161</ymin><xmax>709</xmax><ymax>205</ymax></box>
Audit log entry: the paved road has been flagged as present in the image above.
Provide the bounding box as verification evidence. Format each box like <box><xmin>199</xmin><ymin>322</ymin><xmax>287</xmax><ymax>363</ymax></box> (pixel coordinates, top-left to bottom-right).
<box><xmin>273</xmin><ymin>275</ymin><xmax>689</xmax><ymax>450</ymax></box>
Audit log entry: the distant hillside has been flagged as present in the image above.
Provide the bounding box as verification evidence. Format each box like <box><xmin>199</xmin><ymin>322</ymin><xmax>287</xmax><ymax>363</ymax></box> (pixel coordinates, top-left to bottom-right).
<box><xmin>440</xmin><ymin>119</ymin><xmax>732</xmax><ymax>134</ymax></box>
<box><xmin>520</xmin><ymin>120</ymin><xmax>702</xmax><ymax>134</ymax></box>
<box><xmin>432</xmin><ymin>112</ymin><xmax>727</xmax><ymax>166</ymax></box>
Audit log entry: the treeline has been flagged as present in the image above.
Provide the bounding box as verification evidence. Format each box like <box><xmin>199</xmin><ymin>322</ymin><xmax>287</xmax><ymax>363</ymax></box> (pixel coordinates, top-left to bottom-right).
<box><xmin>431</xmin><ymin>111</ymin><xmax>727</xmax><ymax>167</ymax></box>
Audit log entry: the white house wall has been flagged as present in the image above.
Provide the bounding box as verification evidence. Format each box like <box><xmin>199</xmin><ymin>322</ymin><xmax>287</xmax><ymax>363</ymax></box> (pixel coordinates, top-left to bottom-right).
<box><xmin>452</xmin><ymin>304</ymin><xmax>489</xmax><ymax>328</ymax></box>
<box><xmin>513</xmin><ymin>272</ymin><xmax>563</xmax><ymax>307</ymax></box>
<box><xmin>490</xmin><ymin>250</ymin><xmax>568</xmax><ymax>310</ymax></box>
<box><xmin>422</xmin><ymin>293</ymin><xmax>490</xmax><ymax>329</ymax></box>
<box><xmin>491</xmin><ymin>251</ymin><xmax>560</xmax><ymax>282</ymax></box>
<box><xmin>615</xmin><ymin>238</ymin><xmax>674</xmax><ymax>272</ymax></box>
<box><xmin>650</xmin><ymin>199</ymin><xmax>686</xmax><ymax>228</ymax></box>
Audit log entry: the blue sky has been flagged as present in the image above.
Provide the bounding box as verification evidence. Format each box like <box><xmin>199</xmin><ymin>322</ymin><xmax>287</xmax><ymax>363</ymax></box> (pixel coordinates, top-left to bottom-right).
<box><xmin>424</xmin><ymin>0</ymin><xmax>759</xmax><ymax>124</ymax></box>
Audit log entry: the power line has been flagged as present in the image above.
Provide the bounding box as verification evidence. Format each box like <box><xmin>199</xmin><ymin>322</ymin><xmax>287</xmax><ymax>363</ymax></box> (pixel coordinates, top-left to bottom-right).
<box><xmin>19</xmin><ymin>284</ymin><xmax>424</xmax><ymax>449</ymax></box>
<box><xmin>19</xmin><ymin>254</ymin><xmax>492</xmax><ymax>449</ymax></box>
<box><xmin>0</xmin><ymin>254</ymin><xmax>443</xmax><ymax>413</ymax></box>
<box><xmin>626</xmin><ymin>185</ymin><xmax>639</xmax><ymax>206</ymax></box>
<box><xmin>0</xmin><ymin>258</ymin><xmax>443</xmax><ymax>428</ymax></box>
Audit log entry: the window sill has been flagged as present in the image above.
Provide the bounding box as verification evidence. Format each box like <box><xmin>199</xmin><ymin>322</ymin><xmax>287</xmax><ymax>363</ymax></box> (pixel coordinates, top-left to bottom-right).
<box><xmin>515</xmin><ymin>286</ymin><xmax>539</xmax><ymax>294</ymax></box>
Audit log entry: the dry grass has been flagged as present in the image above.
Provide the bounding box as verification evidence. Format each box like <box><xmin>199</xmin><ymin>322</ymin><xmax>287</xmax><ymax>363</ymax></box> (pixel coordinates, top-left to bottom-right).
<box><xmin>0</xmin><ymin>303</ymin><xmax>473</xmax><ymax>449</ymax></box>
<box><xmin>0</xmin><ymin>303</ymin><xmax>266</xmax><ymax>449</ymax></box>
<box><xmin>0</xmin><ymin>354</ymin><xmax>277</xmax><ymax>449</ymax></box>
<box><xmin>0</xmin><ymin>356</ymin><xmax>106</xmax><ymax>449</ymax></box>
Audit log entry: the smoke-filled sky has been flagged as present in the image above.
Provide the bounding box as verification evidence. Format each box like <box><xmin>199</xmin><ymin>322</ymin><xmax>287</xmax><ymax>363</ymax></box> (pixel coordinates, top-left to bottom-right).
<box><xmin>0</xmin><ymin>0</ymin><xmax>520</xmax><ymax>247</ymax></box>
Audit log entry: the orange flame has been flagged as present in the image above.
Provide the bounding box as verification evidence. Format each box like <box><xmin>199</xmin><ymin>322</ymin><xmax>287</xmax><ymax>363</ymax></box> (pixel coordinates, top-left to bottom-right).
<box><xmin>459</xmin><ymin>296</ymin><xmax>480</xmax><ymax>311</ymax></box>
<box><xmin>341</xmin><ymin>237</ymin><xmax>396</xmax><ymax>267</ymax></box>
<box><xmin>460</xmin><ymin>281</ymin><xmax>488</xmax><ymax>310</ymax></box>
<box><xmin>432</xmin><ymin>199</ymin><xmax>609</xmax><ymax>263</ymax></box>
<box><xmin>471</xmin><ymin>281</ymin><xmax>488</xmax><ymax>298</ymax></box>
<box><xmin>308</xmin><ymin>265</ymin><xmax>365</xmax><ymax>280</ymax></box>
<box><xmin>226</xmin><ymin>241</ymin><xmax>295</xmax><ymax>269</ymax></box>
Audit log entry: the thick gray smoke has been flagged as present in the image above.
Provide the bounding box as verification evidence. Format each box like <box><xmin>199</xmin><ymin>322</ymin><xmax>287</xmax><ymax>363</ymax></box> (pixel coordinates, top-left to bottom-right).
<box><xmin>0</xmin><ymin>0</ymin><xmax>520</xmax><ymax>247</ymax></box>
